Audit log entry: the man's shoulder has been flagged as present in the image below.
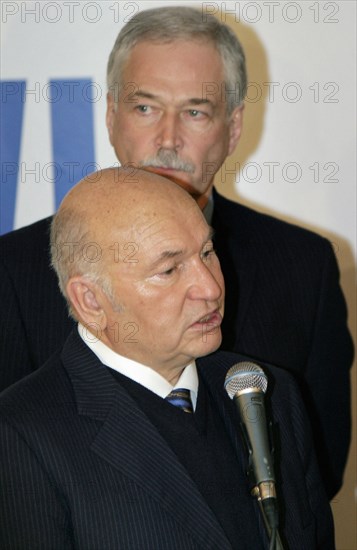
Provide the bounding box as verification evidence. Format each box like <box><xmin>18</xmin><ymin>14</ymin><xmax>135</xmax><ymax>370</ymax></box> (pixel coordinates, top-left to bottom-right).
<box><xmin>213</xmin><ymin>189</ymin><xmax>328</xmax><ymax>247</ymax></box>
<box><xmin>0</xmin><ymin>216</ymin><xmax>53</xmax><ymax>243</ymax></box>
<box><xmin>0</xmin><ymin>350</ymin><xmax>67</xmax><ymax>418</ymax></box>
<box><xmin>0</xmin><ymin>216</ymin><xmax>53</xmax><ymax>261</ymax></box>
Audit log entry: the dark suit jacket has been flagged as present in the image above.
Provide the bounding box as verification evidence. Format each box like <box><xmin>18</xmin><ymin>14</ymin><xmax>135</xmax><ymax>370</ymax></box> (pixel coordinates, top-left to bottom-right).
<box><xmin>0</xmin><ymin>189</ymin><xmax>353</xmax><ymax>498</ymax></box>
<box><xmin>0</xmin><ymin>330</ymin><xmax>334</xmax><ymax>549</ymax></box>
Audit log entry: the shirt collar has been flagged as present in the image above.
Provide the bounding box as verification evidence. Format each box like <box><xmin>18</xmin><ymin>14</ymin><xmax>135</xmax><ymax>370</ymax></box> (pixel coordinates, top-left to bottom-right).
<box><xmin>78</xmin><ymin>323</ymin><xmax>199</xmax><ymax>409</ymax></box>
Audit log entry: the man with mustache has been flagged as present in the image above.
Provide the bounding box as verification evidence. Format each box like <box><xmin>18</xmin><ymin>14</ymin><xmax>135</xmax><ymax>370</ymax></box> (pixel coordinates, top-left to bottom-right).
<box><xmin>0</xmin><ymin>6</ymin><xmax>353</xmax><ymax>500</ymax></box>
<box><xmin>0</xmin><ymin>167</ymin><xmax>334</xmax><ymax>549</ymax></box>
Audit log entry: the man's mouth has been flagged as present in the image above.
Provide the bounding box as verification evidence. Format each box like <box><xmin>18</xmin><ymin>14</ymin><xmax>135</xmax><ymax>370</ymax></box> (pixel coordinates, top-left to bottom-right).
<box><xmin>146</xmin><ymin>166</ymin><xmax>177</xmax><ymax>175</ymax></box>
<box><xmin>190</xmin><ymin>310</ymin><xmax>222</xmax><ymax>328</ymax></box>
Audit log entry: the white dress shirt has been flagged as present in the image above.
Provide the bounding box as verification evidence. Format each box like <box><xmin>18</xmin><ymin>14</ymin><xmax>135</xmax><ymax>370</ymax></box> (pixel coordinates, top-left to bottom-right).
<box><xmin>78</xmin><ymin>323</ymin><xmax>198</xmax><ymax>410</ymax></box>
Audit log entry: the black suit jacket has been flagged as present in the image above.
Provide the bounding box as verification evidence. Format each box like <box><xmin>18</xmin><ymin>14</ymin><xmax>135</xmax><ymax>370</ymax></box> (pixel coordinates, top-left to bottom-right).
<box><xmin>0</xmin><ymin>189</ymin><xmax>353</xmax><ymax>498</ymax></box>
<box><xmin>0</xmin><ymin>330</ymin><xmax>334</xmax><ymax>549</ymax></box>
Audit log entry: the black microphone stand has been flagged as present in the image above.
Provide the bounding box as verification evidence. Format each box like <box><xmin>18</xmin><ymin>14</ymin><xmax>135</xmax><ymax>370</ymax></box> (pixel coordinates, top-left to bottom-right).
<box><xmin>251</xmin><ymin>485</ymin><xmax>285</xmax><ymax>550</ymax></box>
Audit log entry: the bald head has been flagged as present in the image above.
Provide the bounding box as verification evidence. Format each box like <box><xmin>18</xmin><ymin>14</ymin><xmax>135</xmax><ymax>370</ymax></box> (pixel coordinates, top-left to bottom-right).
<box><xmin>51</xmin><ymin>167</ymin><xmax>206</xmax><ymax>307</ymax></box>
<box><xmin>62</xmin><ymin>167</ymin><xmax>200</xmax><ymax>231</ymax></box>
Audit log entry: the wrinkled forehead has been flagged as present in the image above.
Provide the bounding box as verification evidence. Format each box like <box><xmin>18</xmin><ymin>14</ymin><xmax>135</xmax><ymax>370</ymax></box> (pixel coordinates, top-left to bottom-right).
<box><xmin>130</xmin><ymin>198</ymin><xmax>208</xmax><ymax>242</ymax></box>
<box><xmin>114</xmin><ymin>201</ymin><xmax>210</xmax><ymax>263</ymax></box>
<box><xmin>123</xmin><ymin>38</ymin><xmax>224</xmax><ymax>76</ymax></box>
<box><xmin>66</xmin><ymin>171</ymin><xmax>206</xmax><ymax>251</ymax></box>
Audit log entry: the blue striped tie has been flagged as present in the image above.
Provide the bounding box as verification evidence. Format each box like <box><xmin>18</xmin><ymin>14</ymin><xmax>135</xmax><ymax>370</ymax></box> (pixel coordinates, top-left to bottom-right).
<box><xmin>165</xmin><ymin>388</ymin><xmax>193</xmax><ymax>413</ymax></box>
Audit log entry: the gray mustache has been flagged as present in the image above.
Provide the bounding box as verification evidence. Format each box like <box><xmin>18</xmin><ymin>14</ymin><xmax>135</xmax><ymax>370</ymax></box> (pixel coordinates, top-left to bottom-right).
<box><xmin>140</xmin><ymin>150</ymin><xmax>195</xmax><ymax>173</ymax></box>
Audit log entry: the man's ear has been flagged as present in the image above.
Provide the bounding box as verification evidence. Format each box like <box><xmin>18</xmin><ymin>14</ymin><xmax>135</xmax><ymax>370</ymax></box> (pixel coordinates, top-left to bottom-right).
<box><xmin>66</xmin><ymin>276</ymin><xmax>107</xmax><ymax>329</ymax></box>
<box><xmin>227</xmin><ymin>104</ymin><xmax>244</xmax><ymax>155</ymax></box>
<box><xmin>106</xmin><ymin>92</ymin><xmax>116</xmax><ymax>146</ymax></box>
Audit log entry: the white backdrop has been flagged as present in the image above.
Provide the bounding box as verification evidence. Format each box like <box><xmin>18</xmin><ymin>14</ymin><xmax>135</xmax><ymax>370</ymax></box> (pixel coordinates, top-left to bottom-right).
<box><xmin>1</xmin><ymin>1</ymin><xmax>356</xmax><ymax>548</ymax></box>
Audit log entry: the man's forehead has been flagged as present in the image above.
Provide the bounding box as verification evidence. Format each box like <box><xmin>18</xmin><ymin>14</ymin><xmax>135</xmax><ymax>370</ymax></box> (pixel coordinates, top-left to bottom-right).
<box><xmin>130</xmin><ymin>37</ymin><xmax>217</xmax><ymax>56</ymax></box>
<box><xmin>123</xmin><ymin>39</ymin><xmax>223</xmax><ymax>76</ymax></box>
<box><xmin>145</xmin><ymin>225</ymin><xmax>214</xmax><ymax>264</ymax></box>
<box><xmin>117</xmin><ymin>39</ymin><xmax>225</xmax><ymax>107</ymax></box>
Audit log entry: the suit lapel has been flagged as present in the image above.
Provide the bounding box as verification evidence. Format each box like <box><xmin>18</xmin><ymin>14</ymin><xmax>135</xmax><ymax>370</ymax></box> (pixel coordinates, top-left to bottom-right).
<box><xmin>197</xmin><ymin>351</ymin><xmax>247</xmax><ymax>464</ymax></box>
<box><xmin>212</xmin><ymin>189</ymin><xmax>258</xmax><ymax>349</ymax></box>
<box><xmin>61</xmin><ymin>330</ymin><xmax>232</xmax><ymax>549</ymax></box>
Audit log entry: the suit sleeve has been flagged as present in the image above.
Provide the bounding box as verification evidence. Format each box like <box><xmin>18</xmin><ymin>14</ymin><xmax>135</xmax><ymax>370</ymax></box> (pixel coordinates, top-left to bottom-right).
<box><xmin>0</xmin><ymin>260</ymin><xmax>35</xmax><ymax>391</ymax></box>
<box><xmin>302</xmin><ymin>241</ymin><xmax>353</xmax><ymax>499</ymax></box>
<box><xmin>278</xmin><ymin>371</ymin><xmax>336</xmax><ymax>550</ymax></box>
<box><xmin>0</xmin><ymin>419</ymin><xmax>74</xmax><ymax>549</ymax></box>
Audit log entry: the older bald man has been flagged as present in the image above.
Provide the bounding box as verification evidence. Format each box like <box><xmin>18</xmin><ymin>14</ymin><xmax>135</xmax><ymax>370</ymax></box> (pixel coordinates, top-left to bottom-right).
<box><xmin>0</xmin><ymin>168</ymin><xmax>334</xmax><ymax>550</ymax></box>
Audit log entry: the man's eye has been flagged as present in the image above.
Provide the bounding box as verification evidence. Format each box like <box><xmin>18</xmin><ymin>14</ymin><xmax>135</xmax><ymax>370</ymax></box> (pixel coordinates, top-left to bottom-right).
<box><xmin>136</xmin><ymin>105</ymin><xmax>151</xmax><ymax>114</ymax></box>
<box><xmin>202</xmin><ymin>248</ymin><xmax>215</xmax><ymax>261</ymax></box>
<box><xmin>188</xmin><ymin>109</ymin><xmax>204</xmax><ymax>118</ymax></box>
<box><xmin>161</xmin><ymin>266</ymin><xmax>176</xmax><ymax>276</ymax></box>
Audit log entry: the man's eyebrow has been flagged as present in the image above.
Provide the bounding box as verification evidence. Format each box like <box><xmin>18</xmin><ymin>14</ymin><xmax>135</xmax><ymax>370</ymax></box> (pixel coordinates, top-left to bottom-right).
<box><xmin>133</xmin><ymin>91</ymin><xmax>157</xmax><ymax>101</ymax></box>
<box><xmin>133</xmin><ymin>90</ymin><xmax>214</xmax><ymax>107</ymax></box>
<box><xmin>158</xmin><ymin>250</ymin><xmax>184</xmax><ymax>261</ymax></box>
<box><xmin>149</xmin><ymin>228</ymin><xmax>214</xmax><ymax>269</ymax></box>
<box><xmin>149</xmin><ymin>249</ymin><xmax>184</xmax><ymax>270</ymax></box>
<box><xmin>187</xmin><ymin>98</ymin><xmax>213</xmax><ymax>107</ymax></box>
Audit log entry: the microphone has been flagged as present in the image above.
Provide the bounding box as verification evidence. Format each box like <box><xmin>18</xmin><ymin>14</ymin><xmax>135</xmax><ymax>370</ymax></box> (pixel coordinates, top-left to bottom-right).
<box><xmin>224</xmin><ymin>361</ymin><xmax>279</xmax><ymax>533</ymax></box>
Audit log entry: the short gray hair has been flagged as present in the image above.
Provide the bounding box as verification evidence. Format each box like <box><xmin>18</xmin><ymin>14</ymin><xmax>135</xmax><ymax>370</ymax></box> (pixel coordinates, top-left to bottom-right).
<box><xmin>50</xmin><ymin>207</ymin><xmax>116</xmax><ymax>319</ymax></box>
<box><xmin>107</xmin><ymin>6</ymin><xmax>247</xmax><ymax>114</ymax></box>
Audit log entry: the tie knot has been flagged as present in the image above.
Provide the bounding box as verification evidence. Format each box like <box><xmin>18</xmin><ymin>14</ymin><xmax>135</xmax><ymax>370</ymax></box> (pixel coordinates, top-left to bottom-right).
<box><xmin>165</xmin><ymin>388</ymin><xmax>193</xmax><ymax>413</ymax></box>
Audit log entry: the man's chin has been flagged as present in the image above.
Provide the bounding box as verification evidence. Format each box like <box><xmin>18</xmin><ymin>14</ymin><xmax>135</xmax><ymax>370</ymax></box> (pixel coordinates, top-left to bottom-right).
<box><xmin>196</xmin><ymin>330</ymin><xmax>222</xmax><ymax>357</ymax></box>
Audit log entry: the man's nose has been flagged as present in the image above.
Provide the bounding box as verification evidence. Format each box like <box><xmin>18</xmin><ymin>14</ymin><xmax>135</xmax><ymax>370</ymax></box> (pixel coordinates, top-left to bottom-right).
<box><xmin>155</xmin><ymin>113</ymin><xmax>183</xmax><ymax>151</ymax></box>
<box><xmin>188</xmin><ymin>261</ymin><xmax>223</xmax><ymax>303</ymax></box>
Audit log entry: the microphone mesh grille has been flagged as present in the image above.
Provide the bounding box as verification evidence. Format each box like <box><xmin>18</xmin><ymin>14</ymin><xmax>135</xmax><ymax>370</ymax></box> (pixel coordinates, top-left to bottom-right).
<box><xmin>224</xmin><ymin>362</ymin><xmax>268</xmax><ymax>399</ymax></box>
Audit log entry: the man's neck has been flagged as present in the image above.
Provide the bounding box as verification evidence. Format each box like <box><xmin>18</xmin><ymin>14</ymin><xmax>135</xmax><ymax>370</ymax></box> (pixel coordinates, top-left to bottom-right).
<box><xmin>202</xmin><ymin>193</ymin><xmax>214</xmax><ymax>224</ymax></box>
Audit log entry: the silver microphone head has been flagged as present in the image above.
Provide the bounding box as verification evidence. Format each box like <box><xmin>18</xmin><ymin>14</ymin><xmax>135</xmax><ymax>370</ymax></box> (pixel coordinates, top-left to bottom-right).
<box><xmin>224</xmin><ymin>362</ymin><xmax>268</xmax><ymax>399</ymax></box>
